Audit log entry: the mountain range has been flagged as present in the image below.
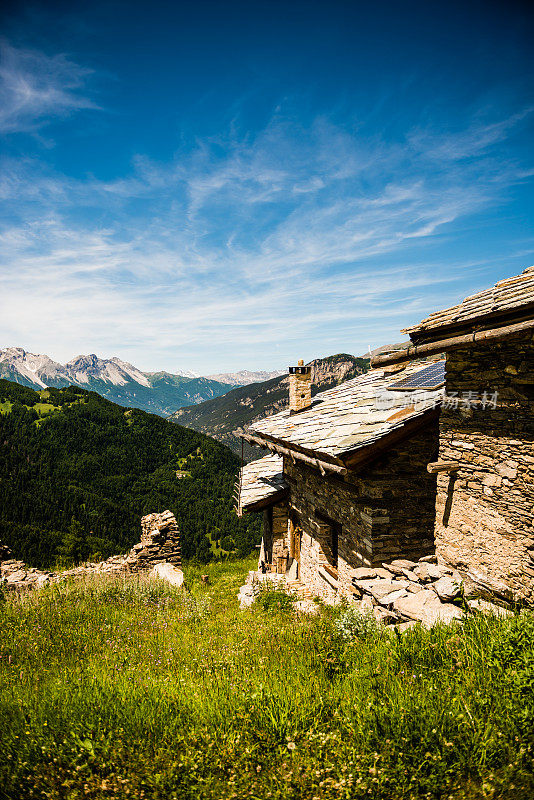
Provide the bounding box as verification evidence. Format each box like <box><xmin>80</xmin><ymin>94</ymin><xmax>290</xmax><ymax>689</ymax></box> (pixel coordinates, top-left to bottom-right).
<box><xmin>0</xmin><ymin>348</ymin><xmax>284</xmax><ymax>417</ymax></box>
<box><xmin>172</xmin><ymin>353</ymin><xmax>370</xmax><ymax>460</ymax></box>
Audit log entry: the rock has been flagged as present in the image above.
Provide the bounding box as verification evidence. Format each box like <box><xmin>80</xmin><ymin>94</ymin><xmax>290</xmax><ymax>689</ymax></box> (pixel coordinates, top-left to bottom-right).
<box><xmin>434</xmin><ymin>576</ymin><xmax>462</xmax><ymax>601</ymax></box>
<box><xmin>394</xmin><ymin>589</ymin><xmax>463</xmax><ymax>628</ymax></box>
<box><xmin>369</xmin><ymin>580</ymin><xmax>409</xmax><ymax>603</ymax></box>
<box><xmin>396</xmin><ymin>620</ymin><xmax>417</xmax><ymax>633</ymax></box>
<box><xmin>352</xmin><ymin>578</ymin><xmax>382</xmax><ymax>592</ymax></box>
<box><xmin>414</xmin><ymin>563</ymin><xmax>442</xmax><ymax>582</ymax></box>
<box><xmin>401</xmin><ymin>568</ymin><xmax>420</xmax><ymax>582</ymax></box>
<box><xmin>6</xmin><ymin>569</ymin><xmax>26</xmax><ymax>584</ymax></box>
<box><xmin>389</xmin><ymin>558</ymin><xmax>417</xmax><ymax>571</ymax></box>
<box><xmin>350</xmin><ymin>567</ymin><xmax>378</xmax><ymax>580</ymax></box>
<box><xmin>150</xmin><ymin>562</ymin><xmax>184</xmax><ymax>588</ymax></box>
<box><xmin>418</xmin><ymin>554</ymin><xmax>438</xmax><ymax>564</ymax></box>
<box><xmin>238</xmin><ymin>586</ymin><xmax>256</xmax><ymax>609</ymax></box>
<box><xmin>294</xmin><ymin>599</ymin><xmax>320</xmax><ymax>615</ymax></box>
<box><xmin>380</xmin><ymin>588</ymin><xmax>409</xmax><ymax>606</ymax></box>
<box><xmin>467</xmin><ymin>598</ymin><xmax>513</xmax><ymax>618</ymax></box>
<box><xmin>355</xmin><ymin>594</ymin><xmax>374</xmax><ymax>614</ymax></box>
<box><xmin>374</xmin><ymin>567</ymin><xmax>395</xmax><ymax>579</ymax></box>
<box><xmin>373</xmin><ymin>606</ymin><xmax>398</xmax><ymax>624</ymax></box>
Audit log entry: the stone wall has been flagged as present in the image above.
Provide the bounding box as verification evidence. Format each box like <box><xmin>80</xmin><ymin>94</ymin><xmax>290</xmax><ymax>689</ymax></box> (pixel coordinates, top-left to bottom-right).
<box><xmin>284</xmin><ymin>420</ymin><xmax>439</xmax><ymax>600</ymax></box>
<box><xmin>435</xmin><ymin>334</ymin><xmax>534</xmax><ymax>601</ymax></box>
<box><xmin>1</xmin><ymin>510</ymin><xmax>181</xmax><ymax>592</ymax></box>
<box><xmin>127</xmin><ymin>510</ymin><xmax>181</xmax><ymax>571</ymax></box>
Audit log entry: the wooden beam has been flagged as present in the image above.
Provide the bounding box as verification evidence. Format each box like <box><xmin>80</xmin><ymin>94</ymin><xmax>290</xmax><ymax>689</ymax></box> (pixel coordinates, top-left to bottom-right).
<box><xmin>372</xmin><ymin>317</ymin><xmax>534</xmax><ymax>367</ymax></box>
<box><xmin>427</xmin><ymin>460</ymin><xmax>460</xmax><ymax>474</ymax></box>
<box><xmin>241</xmin><ymin>432</ymin><xmax>348</xmax><ymax>475</ymax></box>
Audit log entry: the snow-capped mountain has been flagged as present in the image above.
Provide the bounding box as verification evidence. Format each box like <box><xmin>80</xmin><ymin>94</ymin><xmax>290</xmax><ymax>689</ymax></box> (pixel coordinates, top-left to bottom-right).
<box><xmin>205</xmin><ymin>369</ymin><xmax>285</xmax><ymax>385</ymax></box>
<box><xmin>65</xmin><ymin>354</ymin><xmax>151</xmax><ymax>388</ymax></box>
<box><xmin>0</xmin><ymin>347</ymin><xmax>262</xmax><ymax>416</ymax></box>
<box><xmin>0</xmin><ymin>347</ymin><xmax>71</xmax><ymax>389</ymax></box>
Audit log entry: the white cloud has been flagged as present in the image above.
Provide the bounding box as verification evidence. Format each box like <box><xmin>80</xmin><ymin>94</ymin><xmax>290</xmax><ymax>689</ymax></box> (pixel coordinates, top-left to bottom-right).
<box><xmin>0</xmin><ymin>101</ymin><xmax>532</xmax><ymax>371</ymax></box>
<box><xmin>0</xmin><ymin>40</ymin><xmax>97</xmax><ymax>133</ymax></box>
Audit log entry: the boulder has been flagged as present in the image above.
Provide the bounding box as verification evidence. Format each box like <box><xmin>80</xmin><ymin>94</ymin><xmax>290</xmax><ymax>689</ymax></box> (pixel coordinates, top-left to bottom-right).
<box><xmin>394</xmin><ymin>590</ymin><xmax>463</xmax><ymax>628</ymax></box>
<box><xmin>414</xmin><ymin>563</ymin><xmax>442</xmax><ymax>582</ymax></box>
<box><xmin>6</xmin><ymin>569</ymin><xmax>26</xmax><ymax>584</ymax></box>
<box><xmin>369</xmin><ymin>580</ymin><xmax>409</xmax><ymax>603</ymax></box>
<box><xmin>401</xmin><ymin>568</ymin><xmax>420</xmax><ymax>582</ymax></box>
<box><xmin>418</xmin><ymin>554</ymin><xmax>438</xmax><ymax>564</ymax></box>
<box><xmin>373</xmin><ymin>606</ymin><xmax>398</xmax><ymax>624</ymax></box>
<box><xmin>150</xmin><ymin>562</ymin><xmax>184</xmax><ymax>588</ymax></box>
<box><xmin>352</xmin><ymin>578</ymin><xmax>383</xmax><ymax>593</ymax></box>
<box><xmin>396</xmin><ymin>620</ymin><xmax>417</xmax><ymax>633</ymax></box>
<box><xmin>380</xmin><ymin>588</ymin><xmax>409</xmax><ymax>606</ymax></box>
<box><xmin>350</xmin><ymin>567</ymin><xmax>378</xmax><ymax>580</ymax></box>
<box><xmin>467</xmin><ymin>598</ymin><xmax>513</xmax><ymax>618</ymax></box>
<box><xmin>374</xmin><ymin>567</ymin><xmax>395</xmax><ymax>579</ymax></box>
<box><xmin>433</xmin><ymin>576</ymin><xmax>462</xmax><ymax>602</ymax></box>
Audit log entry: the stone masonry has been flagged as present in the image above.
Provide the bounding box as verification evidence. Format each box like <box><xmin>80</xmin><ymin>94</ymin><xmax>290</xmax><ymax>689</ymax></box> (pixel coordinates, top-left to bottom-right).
<box><xmin>278</xmin><ymin>421</ymin><xmax>439</xmax><ymax>601</ymax></box>
<box><xmin>435</xmin><ymin>334</ymin><xmax>534</xmax><ymax>601</ymax></box>
<box><xmin>0</xmin><ymin>510</ymin><xmax>181</xmax><ymax>592</ymax></box>
<box><xmin>127</xmin><ymin>510</ymin><xmax>181</xmax><ymax>571</ymax></box>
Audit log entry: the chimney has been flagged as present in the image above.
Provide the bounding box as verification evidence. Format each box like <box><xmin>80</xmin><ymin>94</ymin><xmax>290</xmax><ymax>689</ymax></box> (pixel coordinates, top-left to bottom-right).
<box><xmin>288</xmin><ymin>359</ymin><xmax>312</xmax><ymax>413</ymax></box>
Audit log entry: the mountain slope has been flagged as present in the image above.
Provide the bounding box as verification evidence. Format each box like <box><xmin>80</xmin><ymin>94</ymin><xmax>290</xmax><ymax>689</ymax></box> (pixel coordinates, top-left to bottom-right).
<box><xmin>0</xmin><ymin>379</ymin><xmax>260</xmax><ymax>567</ymax></box>
<box><xmin>0</xmin><ymin>348</ymin><xmax>233</xmax><ymax>416</ymax></box>
<box><xmin>172</xmin><ymin>353</ymin><xmax>370</xmax><ymax>460</ymax></box>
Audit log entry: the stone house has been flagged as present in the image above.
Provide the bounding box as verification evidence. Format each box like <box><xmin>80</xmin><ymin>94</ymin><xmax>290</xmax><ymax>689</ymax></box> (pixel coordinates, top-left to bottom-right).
<box><xmin>237</xmin><ymin>358</ymin><xmax>445</xmax><ymax>601</ymax></box>
<box><xmin>372</xmin><ymin>265</ymin><xmax>534</xmax><ymax>601</ymax></box>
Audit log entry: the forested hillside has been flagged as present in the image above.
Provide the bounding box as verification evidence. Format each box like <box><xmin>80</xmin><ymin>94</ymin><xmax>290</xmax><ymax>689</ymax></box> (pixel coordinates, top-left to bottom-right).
<box><xmin>173</xmin><ymin>353</ymin><xmax>370</xmax><ymax>460</ymax></box>
<box><xmin>0</xmin><ymin>379</ymin><xmax>259</xmax><ymax>567</ymax></box>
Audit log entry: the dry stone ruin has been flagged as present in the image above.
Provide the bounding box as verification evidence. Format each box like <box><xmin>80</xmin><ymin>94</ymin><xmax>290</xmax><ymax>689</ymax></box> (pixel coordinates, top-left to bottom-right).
<box><xmin>0</xmin><ymin>510</ymin><xmax>182</xmax><ymax>593</ymax></box>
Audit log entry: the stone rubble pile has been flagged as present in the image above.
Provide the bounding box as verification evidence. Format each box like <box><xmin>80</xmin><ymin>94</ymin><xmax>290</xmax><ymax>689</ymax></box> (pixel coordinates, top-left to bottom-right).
<box><xmin>0</xmin><ymin>511</ymin><xmax>182</xmax><ymax>593</ymax></box>
<box><xmin>238</xmin><ymin>555</ymin><xmax>513</xmax><ymax>628</ymax></box>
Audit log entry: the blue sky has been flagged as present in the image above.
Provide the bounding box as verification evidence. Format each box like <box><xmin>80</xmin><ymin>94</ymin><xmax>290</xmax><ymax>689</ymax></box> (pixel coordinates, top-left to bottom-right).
<box><xmin>0</xmin><ymin>0</ymin><xmax>533</xmax><ymax>374</ymax></box>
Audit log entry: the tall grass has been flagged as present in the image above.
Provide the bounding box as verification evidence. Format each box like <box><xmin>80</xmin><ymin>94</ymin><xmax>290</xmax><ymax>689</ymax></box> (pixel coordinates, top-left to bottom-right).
<box><xmin>0</xmin><ymin>558</ymin><xmax>532</xmax><ymax>800</ymax></box>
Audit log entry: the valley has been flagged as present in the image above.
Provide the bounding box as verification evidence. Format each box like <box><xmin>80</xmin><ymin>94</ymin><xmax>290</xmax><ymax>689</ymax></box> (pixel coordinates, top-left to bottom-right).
<box><xmin>172</xmin><ymin>353</ymin><xmax>370</xmax><ymax>459</ymax></box>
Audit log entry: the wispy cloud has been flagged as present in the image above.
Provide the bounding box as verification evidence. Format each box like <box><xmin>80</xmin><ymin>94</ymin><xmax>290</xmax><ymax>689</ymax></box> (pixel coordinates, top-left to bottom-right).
<box><xmin>0</xmin><ymin>88</ymin><xmax>532</xmax><ymax>371</ymax></box>
<box><xmin>0</xmin><ymin>40</ymin><xmax>97</xmax><ymax>134</ymax></box>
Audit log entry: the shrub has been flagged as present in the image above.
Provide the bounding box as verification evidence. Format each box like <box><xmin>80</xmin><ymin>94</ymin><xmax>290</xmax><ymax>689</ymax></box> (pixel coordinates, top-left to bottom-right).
<box><xmin>256</xmin><ymin>586</ymin><xmax>296</xmax><ymax>613</ymax></box>
<box><xmin>333</xmin><ymin>605</ymin><xmax>379</xmax><ymax>641</ymax></box>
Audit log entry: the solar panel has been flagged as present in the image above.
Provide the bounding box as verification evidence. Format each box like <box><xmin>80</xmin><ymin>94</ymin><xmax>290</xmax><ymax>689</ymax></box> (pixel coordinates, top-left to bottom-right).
<box><xmin>388</xmin><ymin>361</ymin><xmax>445</xmax><ymax>391</ymax></box>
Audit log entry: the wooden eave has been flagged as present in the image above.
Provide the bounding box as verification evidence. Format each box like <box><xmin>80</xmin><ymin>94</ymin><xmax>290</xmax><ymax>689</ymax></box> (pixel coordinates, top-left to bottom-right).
<box><xmin>406</xmin><ymin>302</ymin><xmax>534</xmax><ymax>346</ymax></box>
<box><xmin>241</xmin><ymin>487</ymin><xmax>289</xmax><ymax>514</ymax></box>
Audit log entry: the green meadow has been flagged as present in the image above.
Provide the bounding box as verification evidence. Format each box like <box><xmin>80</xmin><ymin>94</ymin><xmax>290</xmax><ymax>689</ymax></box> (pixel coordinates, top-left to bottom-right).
<box><xmin>1</xmin><ymin>558</ymin><xmax>533</xmax><ymax>800</ymax></box>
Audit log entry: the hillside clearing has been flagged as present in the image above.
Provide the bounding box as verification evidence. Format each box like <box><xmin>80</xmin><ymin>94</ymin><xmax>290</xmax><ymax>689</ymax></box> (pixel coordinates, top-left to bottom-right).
<box><xmin>1</xmin><ymin>558</ymin><xmax>533</xmax><ymax>800</ymax></box>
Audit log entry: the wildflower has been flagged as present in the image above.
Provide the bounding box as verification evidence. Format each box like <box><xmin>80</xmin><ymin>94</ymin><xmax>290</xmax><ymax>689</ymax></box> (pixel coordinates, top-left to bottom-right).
<box><xmin>287</xmin><ymin>742</ymin><xmax>296</xmax><ymax>751</ymax></box>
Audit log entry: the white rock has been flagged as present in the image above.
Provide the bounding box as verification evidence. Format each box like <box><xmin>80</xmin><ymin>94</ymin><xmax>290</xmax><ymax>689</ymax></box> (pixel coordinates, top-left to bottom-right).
<box><xmin>467</xmin><ymin>598</ymin><xmax>513</xmax><ymax>618</ymax></box>
<box><xmin>150</xmin><ymin>562</ymin><xmax>184</xmax><ymax>587</ymax></box>
<box><xmin>350</xmin><ymin>567</ymin><xmax>378</xmax><ymax>580</ymax></box>
<box><xmin>434</xmin><ymin>576</ymin><xmax>462</xmax><ymax>601</ymax></box>
<box><xmin>380</xmin><ymin>588</ymin><xmax>409</xmax><ymax>606</ymax></box>
<box><xmin>369</xmin><ymin>580</ymin><xmax>409</xmax><ymax>602</ymax></box>
<box><xmin>394</xmin><ymin>590</ymin><xmax>463</xmax><ymax>628</ymax></box>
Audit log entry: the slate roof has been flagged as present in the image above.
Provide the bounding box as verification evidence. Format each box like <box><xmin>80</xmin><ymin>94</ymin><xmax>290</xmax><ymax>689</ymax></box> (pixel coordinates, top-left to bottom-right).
<box><xmin>403</xmin><ymin>265</ymin><xmax>534</xmax><ymax>340</ymax></box>
<box><xmin>249</xmin><ymin>359</ymin><xmax>443</xmax><ymax>462</ymax></box>
<box><xmin>238</xmin><ymin>454</ymin><xmax>287</xmax><ymax>512</ymax></box>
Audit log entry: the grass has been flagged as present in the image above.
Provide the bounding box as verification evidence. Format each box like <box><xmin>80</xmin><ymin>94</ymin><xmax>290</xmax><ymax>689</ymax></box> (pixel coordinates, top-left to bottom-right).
<box><xmin>0</xmin><ymin>557</ymin><xmax>533</xmax><ymax>800</ymax></box>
